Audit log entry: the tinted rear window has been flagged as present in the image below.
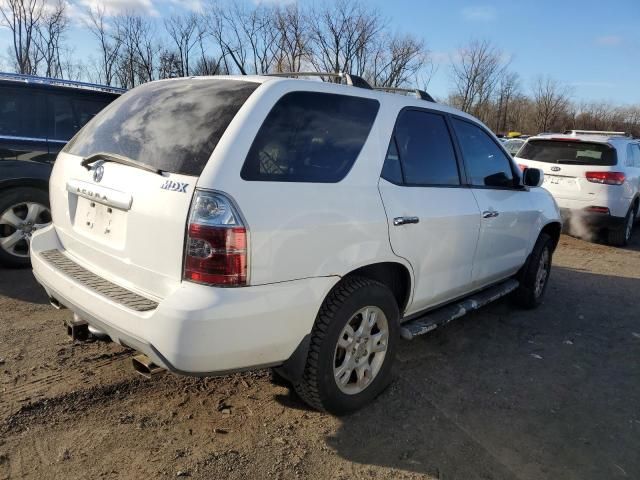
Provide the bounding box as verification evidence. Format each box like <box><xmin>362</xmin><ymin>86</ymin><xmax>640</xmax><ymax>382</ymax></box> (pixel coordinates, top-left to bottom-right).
<box><xmin>518</xmin><ymin>139</ymin><xmax>617</xmax><ymax>166</ymax></box>
<box><xmin>240</xmin><ymin>91</ymin><xmax>379</xmax><ymax>182</ymax></box>
<box><xmin>0</xmin><ymin>85</ymin><xmax>46</xmax><ymax>138</ymax></box>
<box><xmin>64</xmin><ymin>79</ymin><xmax>258</xmax><ymax>176</ymax></box>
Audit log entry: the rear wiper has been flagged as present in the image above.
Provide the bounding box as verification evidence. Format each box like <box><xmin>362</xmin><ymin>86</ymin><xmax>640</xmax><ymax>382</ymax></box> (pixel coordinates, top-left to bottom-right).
<box><xmin>81</xmin><ymin>152</ymin><xmax>164</xmax><ymax>175</ymax></box>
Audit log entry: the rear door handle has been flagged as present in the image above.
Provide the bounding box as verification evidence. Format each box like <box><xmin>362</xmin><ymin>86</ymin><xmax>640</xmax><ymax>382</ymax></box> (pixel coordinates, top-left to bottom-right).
<box><xmin>482</xmin><ymin>210</ymin><xmax>499</xmax><ymax>219</ymax></box>
<box><xmin>393</xmin><ymin>216</ymin><xmax>420</xmax><ymax>226</ymax></box>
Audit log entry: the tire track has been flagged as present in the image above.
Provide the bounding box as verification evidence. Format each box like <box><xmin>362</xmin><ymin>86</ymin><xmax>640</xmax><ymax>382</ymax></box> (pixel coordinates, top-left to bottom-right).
<box><xmin>1</xmin><ymin>349</ymin><xmax>135</xmax><ymax>415</ymax></box>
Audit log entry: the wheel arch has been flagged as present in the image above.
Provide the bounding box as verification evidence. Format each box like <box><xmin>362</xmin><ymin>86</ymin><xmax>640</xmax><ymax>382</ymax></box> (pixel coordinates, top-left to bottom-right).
<box><xmin>0</xmin><ymin>178</ymin><xmax>49</xmax><ymax>194</ymax></box>
<box><xmin>342</xmin><ymin>261</ymin><xmax>412</xmax><ymax>314</ymax></box>
<box><xmin>540</xmin><ymin>221</ymin><xmax>562</xmax><ymax>252</ymax></box>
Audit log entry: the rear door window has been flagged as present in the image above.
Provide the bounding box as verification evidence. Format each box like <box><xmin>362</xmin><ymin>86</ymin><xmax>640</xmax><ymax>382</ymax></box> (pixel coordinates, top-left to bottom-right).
<box><xmin>0</xmin><ymin>86</ymin><xmax>45</xmax><ymax>138</ymax></box>
<box><xmin>240</xmin><ymin>92</ymin><xmax>379</xmax><ymax>183</ymax></box>
<box><xmin>627</xmin><ymin>144</ymin><xmax>640</xmax><ymax>168</ymax></box>
<box><xmin>452</xmin><ymin>118</ymin><xmax>515</xmax><ymax>188</ymax></box>
<box><xmin>49</xmin><ymin>94</ymin><xmax>77</xmax><ymax>140</ymax></box>
<box><xmin>383</xmin><ymin>109</ymin><xmax>460</xmax><ymax>186</ymax></box>
<box><xmin>65</xmin><ymin>79</ymin><xmax>259</xmax><ymax>176</ymax></box>
<box><xmin>72</xmin><ymin>96</ymin><xmax>114</xmax><ymax>129</ymax></box>
<box><xmin>518</xmin><ymin>139</ymin><xmax>617</xmax><ymax>166</ymax></box>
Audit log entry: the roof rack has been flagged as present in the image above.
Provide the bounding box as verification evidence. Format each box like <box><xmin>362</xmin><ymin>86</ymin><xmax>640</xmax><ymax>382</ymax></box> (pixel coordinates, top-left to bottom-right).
<box><xmin>0</xmin><ymin>72</ymin><xmax>126</xmax><ymax>95</ymax></box>
<box><xmin>563</xmin><ymin>129</ymin><xmax>628</xmax><ymax>137</ymax></box>
<box><xmin>265</xmin><ymin>72</ymin><xmax>372</xmax><ymax>90</ymax></box>
<box><xmin>373</xmin><ymin>87</ymin><xmax>436</xmax><ymax>103</ymax></box>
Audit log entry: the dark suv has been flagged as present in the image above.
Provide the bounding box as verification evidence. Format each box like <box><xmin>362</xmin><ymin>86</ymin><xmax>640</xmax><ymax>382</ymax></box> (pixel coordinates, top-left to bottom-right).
<box><xmin>0</xmin><ymin>73</ymin><xmax>123</xmax><ymax>266</ymax></box>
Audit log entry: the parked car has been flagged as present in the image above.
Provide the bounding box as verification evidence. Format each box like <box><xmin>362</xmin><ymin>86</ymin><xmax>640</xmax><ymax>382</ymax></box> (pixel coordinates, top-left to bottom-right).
<box><xmin>0</xmin><ymin>73</ymin><xmax>123</xmax><ymax>266</ymax></box>
<box><xmin>516</xmin><ymin>132</ymin><xmax>640</xmax><ymax>245</ymax></box>
<box><xmin>31</xmin><ymin>74</ymin><xmax>561</xmax><ymax>414</ymax></box>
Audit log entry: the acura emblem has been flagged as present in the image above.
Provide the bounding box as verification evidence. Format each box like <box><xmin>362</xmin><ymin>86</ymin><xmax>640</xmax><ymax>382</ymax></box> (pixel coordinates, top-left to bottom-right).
<box><xmin>92</xmin><ymin>161</ymin><xmax>105</xmax><ymax>182</ymax></box>
<box><xmin>550</xmin><ymin>166</ymin><xmax>561</xmax><ymax>172</ymax></box>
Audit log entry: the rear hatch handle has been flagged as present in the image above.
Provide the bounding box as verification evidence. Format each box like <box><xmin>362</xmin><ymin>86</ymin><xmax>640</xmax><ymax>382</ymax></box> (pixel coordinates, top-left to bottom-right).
<box><xmin>81</xmin><ymin>152</ymin><xmax>164</xmax><ymax>176</ymax></box>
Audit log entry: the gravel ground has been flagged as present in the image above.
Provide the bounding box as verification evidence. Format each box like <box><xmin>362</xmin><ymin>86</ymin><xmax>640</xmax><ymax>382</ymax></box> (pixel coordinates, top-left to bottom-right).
<box><xmin>1</xmin><ymin>232</ymin><xmax>639</xmax><ymax>480</ymax></box>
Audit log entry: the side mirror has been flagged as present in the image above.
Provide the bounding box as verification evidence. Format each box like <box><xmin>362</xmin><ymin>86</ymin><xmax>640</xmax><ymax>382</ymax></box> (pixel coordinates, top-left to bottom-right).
<box><xmin>523</xmin><ymin>167</ymin><xmax>543</xmax><ymax>187</ymax></box>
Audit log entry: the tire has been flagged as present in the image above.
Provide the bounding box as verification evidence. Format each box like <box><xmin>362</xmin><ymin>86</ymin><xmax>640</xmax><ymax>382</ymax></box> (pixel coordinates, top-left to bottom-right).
<box><xmin>513</xmin><ymin>233</ymin><xmax>553</xmax><ymax>309</ymax></box>
<box><xmin>293</xmin><ymin>276</ymin><xmax>399</xmax><ymax>415</ymax></box>
<box><xmin>0</xmin><ymin>187</ymin><xmax>51</xmax><ymax>268</ymax></box>
<box><xmin>607</xmin><ymin>205</ymin><xmax>636</xmax><ymax>247</ymax></box>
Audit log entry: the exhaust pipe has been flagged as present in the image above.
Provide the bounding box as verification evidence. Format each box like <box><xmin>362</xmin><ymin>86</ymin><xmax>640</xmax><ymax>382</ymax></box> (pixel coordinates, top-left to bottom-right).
<box><xmin>49</xmin><ymin>296</ymin><xmax>66</xmax><ymax>309</ymax></box>
<box><xmin>132</xmin><ymin>354</ymin><xmax>164</xmax><ymax>379</ymax></box>
<box><xmin>88</xmin><ymin>325</ymin><xmax>111</xmax><ymax>342</ymax></box>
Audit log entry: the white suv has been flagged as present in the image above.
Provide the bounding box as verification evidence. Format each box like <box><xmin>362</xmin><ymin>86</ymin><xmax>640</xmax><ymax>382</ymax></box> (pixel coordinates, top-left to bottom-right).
<box><xmin>31</xmin><ymin>74</ymin><xmax>561</xmax><ymax>414</ymax></box>
<box><xmin>515</xmin><ymin>131</ymin><xmax>640</xmax><ymax>245</ymax></box>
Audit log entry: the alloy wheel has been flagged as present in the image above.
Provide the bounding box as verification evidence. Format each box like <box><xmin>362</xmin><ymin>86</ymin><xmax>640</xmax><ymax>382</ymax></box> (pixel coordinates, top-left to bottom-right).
<box><xmin>0</xmin><ymin>202</ymin><xmax>51</xmax><ymax>258</ymax></box>
<box><xmin>333</xmin><ymin>306</ymin><xmax>389</xmax><ymax>395</ymax></box>
<box><xmin>534</xmin><ymin>247</ymin><xmax>550</xmax><ymax>298</ymax></box>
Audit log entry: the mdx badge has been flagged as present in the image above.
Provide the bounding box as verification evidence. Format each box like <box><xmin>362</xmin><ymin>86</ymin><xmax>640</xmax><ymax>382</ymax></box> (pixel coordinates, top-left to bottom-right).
<box><xmin>161</xmin><ymin>180</ymin><xmax>189</xmax><ymax>192</ymax></box>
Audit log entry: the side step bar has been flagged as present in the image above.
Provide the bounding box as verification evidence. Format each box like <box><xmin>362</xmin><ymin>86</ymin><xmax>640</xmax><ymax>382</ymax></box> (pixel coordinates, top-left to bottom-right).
<box><xmin>400</xmin><ymin>279</ymin><xmax>519</xmax><ymax>340</ymax></box>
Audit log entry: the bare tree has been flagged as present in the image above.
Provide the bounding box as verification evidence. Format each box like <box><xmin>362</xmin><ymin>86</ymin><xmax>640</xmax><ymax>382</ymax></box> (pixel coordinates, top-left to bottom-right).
<box><xmin>192</xmin><ymin>34</ymin><xmax>225</xmax><ymax>75</ymax></box>
<box><xmin>307</xmin><ymin>0</ymin><xmax>383</xmax><ymax>77</ymax></box>
<box><xmin>34</xmin><ymin>0</ymin><xmax>68</xmax><ymax>78</ymax></box>
<box><xmin>532</xmin><ymin>76</ymin><xmax>571</xmax><ymax>132</ymax></box>
<box><xmin>367</xmin><ymin>33</ymin><xmax>428</xmax><ymax>87</ymax></box>
<box><xmin>208</xmin><ymin>1</ymin><xmax>248</xmax><ymax>74</ymax></box>
<box><xmin>114</xmin><ymin>14</ymin><xmax>159</xmax><ymax>88</ymax></box>
<box><xmin>450</xmin><ymin>39</ymin><xmax>506</xmax><ymax>121</ymax></box>
<box><xmin>158</xmin><ymin>48</ymin><xmax>182</xmax><ymax>79</ymax></box>
<box><xmin>493</xmin><ymin>71</ymin><xmax>520</xmax><ymax>132</ymax></box>
<box><xmin>272</xmin><ymin>3</ymin><xmax>308</xmax><ymax>73</ymax></box>
<box><xmin>85</xmin><ymin>5</ymin><xmax>121</xmax><ymax>86</ymax></box>
<box><xmin>0</xmin><ymin>0</ymin><xmax>44</xmax><ymax>74</ymax></box>
<box><xmin>207</xmin><ymin>1</ymin><xmax>278</xmax><ymax>75</ymax></box>
<box><xmin>164</xmin><ymin>13</ymin><xmax>203</xmax><ymax>77</ymax></box>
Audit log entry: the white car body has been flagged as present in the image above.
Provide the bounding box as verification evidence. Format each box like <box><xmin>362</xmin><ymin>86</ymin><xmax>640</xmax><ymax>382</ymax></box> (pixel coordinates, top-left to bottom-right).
<box><xmin>515</xmin><ymin>133</ymin><xmax>640</xmax><ymax>242</ymax></box>
<box><xmin>31</xmin><ymin>75</ymin><xmax>561</xmax><ymax>378</ymax></box>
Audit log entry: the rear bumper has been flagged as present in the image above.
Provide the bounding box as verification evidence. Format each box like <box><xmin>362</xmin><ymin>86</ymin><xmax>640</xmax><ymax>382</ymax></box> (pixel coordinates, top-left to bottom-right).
<box><xmin>31</xmin><ymin>225</ymin><xmax>337</xmax><ymax>375</ymax></box>
<box><xmin>554</xmin><ymin>195</ymin><xmax>630</xmax><ymax>218</ymax></box>
<box><xmin>559</xmin><ymin>208</ymin><xmax>626</xmax><ymax>231</ymax></box>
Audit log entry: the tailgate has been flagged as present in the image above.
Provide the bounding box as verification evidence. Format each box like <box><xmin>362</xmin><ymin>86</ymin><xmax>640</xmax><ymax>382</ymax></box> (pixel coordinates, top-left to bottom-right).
<box><xmin>516</xmin><ymin>138</ymin><xmax>618</xmax><ymax>201</ymax></box>
<box><xmin>44</xmin><ymin>77</ymin><xmax>259</xmax><ymax>299</ymax></box>
<box><xmin>50</xmin><ymin>152</ymin><xmax>195</xmax><ymax>299</ymax></box>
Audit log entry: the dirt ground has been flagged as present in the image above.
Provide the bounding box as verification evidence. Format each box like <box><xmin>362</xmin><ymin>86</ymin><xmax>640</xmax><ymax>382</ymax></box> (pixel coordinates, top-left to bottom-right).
<box><xmin>1</xmin><ymin>232</ymin><xmax>639</xmax><ymax>480</ymax></box>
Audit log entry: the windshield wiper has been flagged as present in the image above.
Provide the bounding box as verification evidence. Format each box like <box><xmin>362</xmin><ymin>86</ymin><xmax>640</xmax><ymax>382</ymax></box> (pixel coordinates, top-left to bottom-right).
<box><xmin>81</xmin><ymin>152</ymin><xmax>164</xmax><ymax>175</ymax></box>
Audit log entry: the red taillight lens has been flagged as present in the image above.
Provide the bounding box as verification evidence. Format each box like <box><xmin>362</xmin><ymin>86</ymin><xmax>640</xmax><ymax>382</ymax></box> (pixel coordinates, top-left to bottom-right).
<box><xmin>183</xmin><ymin>191</ymin><xmax>247</xmax><ymax>287</ymax></box>
<box><xmin>585</xmin><ymin>171</ymin><xmax>625</xmax><ymax>185</ymax></box>
<box><xmin>585</xmin><ymin>206</ymin><xmax>610</xmax><ymax>214</ymax></box>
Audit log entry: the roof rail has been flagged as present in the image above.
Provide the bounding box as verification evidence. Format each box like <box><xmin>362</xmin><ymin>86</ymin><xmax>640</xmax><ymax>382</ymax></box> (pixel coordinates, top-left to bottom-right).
<box><xmin>265</xmin><ymin>72</ymin><xmax>372</xmax><ymax>90</ymax></box>
<box><xmin>0</xmin><ymin>72</ymin><xmax>126</xmax><ymax>95</ymax></box>
<box><xmin>373</xmin><ymin>87</ymin><xmax>436</xmax><ymax>103</ymax></box>
<box><xmin>563</xmin><ymin>129</ymin><xmax>628</xmax><ymax>137</ymax></box>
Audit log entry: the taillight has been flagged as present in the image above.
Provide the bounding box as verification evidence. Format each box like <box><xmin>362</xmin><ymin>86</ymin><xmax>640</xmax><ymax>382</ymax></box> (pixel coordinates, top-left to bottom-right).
<box><xmin>585</xmin><ymin>206</ymin><xmax>610</xmax><ymax>214</ymax></box>
<box><xmin>585</xmin><ymin>171</ymin><xmax>625</xmax><ymax>185</ymax></box>
<box><xmin>183</xmin><ymin>190</ymin><xmax>247</xmax><ymax>287</ymax></box>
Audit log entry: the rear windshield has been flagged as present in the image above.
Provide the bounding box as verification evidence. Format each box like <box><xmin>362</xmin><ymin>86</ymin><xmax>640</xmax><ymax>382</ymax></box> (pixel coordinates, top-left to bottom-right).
<box><xmin>517</xmin><ymin>139</ymin><xmax>617</xmax><ymax>166</ymax></box>
<box><xmin>64</xmin><ymin>79</ymin><xmax>258</xmax><ymax>176</ymax></box>
<box><xmin>240</xmin><ymin>91</ymin><xmax>379</xmax><ymax>183</ymax></box>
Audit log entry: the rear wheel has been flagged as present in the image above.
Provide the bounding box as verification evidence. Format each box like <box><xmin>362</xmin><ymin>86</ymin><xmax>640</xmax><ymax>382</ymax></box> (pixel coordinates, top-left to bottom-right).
<box><xmin>0</xmin><ymin>187</ymin><xmax>51</xmax><ymax>267</ymax></box>
<box><xmin>607</xmin><ymin>205</ymin><xmax>636</xmax><ymax>247</ymax></box>
<box><xmin>513</xmin><ymin>233</ymin><xmax>553</xmax><ymax>309</ymax></box>
<box><xmin>293</xmin><ymin>276</ymin><xmax>399</xmax><ymax>415</ymax></box>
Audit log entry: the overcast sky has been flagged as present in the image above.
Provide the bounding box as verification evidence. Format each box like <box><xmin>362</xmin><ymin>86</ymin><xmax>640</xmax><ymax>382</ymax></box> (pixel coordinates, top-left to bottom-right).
<box><xmin>1</xmin><ymin>0</ymin><xmax>638</xmax><ymax>104</ymax></box>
